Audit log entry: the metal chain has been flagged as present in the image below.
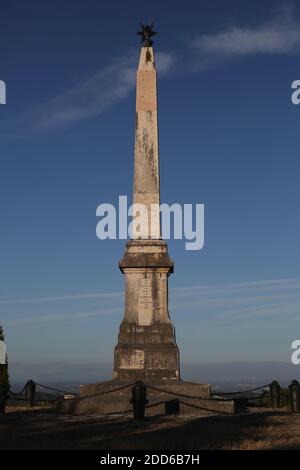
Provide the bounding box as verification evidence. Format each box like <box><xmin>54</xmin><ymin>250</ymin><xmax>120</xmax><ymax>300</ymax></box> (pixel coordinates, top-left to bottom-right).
<box><xmin>35</xmin><ymin>382</ymin><xmax>78</xmax><ymax>396</ymax></box>
<box><xmin>73</xmin><ymin>382</ymin><xmax>135</xmax><ymax>401</ymax></box>
<box><xmin>179</xmin><ymin>399</ymin><xmax>233</xmax><ymax>415</ymax></box>
<box><xmin>7</xmin><ymin>381</ymin><xmax>135</xmax><ymax>407</ymax></box>
<box><xmin>213</xmin><ymin>384</ymin><xmax>270</xmax><ymax>396</ymax></box>
<box><xmin>147</xmin><ymin>384</ymin><xmax>231</xmax><ymax>402</ymax></box>
<box><xmin>8</xmin><ymin>382</ymin><xmax>28</xmax><ymax>397</ymax></box>
<box><xmin>145</xmin><ymin>400</ymin><xmax>166</xmax><ymax>409</ymax></box>
<box><xmin>6</xmin><ymin>380</ymin><xmax>270</xmax><ymax>414</ymax></box>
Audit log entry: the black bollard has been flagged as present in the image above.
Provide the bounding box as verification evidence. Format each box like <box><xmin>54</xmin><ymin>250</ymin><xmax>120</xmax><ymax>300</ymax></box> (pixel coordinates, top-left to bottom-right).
<box><xmin>25</xmin><ymin>380</ymin><xmax>36</xmax><ymax>408</ymax></box>
<box><xmin>130</xmin><ymin>381</ymin><xmax>148</xmax><ymax>420</ymax></box>
<box><xmin>0</xmin><ymin>364</ymin><xmax>8</xmax><ymax>415</ymax></box>
<box><xmin>270</xmin><ymin>380</ymin><xmax>281</xmax><ymax>409</ymax></box>
<box><xmin>289</xmin><ymin>380</ymin><xmax>300</xmax><ymax>413</ymax></box>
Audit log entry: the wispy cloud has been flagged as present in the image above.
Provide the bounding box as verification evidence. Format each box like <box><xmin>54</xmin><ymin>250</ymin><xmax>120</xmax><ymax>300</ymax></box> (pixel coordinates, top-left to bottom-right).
<box><xmin>0</xmin><ymin>291</ymin><xmax>122</xmax><ymax>305</ymax></box>
<box><xmin>1</xmin><ymin>278</ymin><xmax>298</xmax><ymax>305</ymax></box>
<box><xmin>1</xmin><ymin>278</ymin><xmax>299</xmax><ymax>327</ymax></box>
<box><xmin>191</xmin><ymin>7</ymin><xmax>300</xmax><ymax>58</ymax></box>
<box><xmin>170</xmin><ymin>278</ymin><xmax>300</xmax><ymax>324</ymax></box>
<box><xmin>5</xmin><ymin>50</ymin><xmax>174</xmax><ymax>135</ymax></box>
<box><xmin>6</xmin><ymin>308</ymin><xmax>121</xmax><ymax>327</ymax></box>
<box><xmin>5</xmin><ymin>9</ymin><xmax>300</xmax><ymax>136</ymax></box>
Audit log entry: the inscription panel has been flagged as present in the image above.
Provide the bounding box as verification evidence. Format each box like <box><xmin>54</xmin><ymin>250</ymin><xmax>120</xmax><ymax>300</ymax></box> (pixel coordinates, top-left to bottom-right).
<box><xmin>119</xmin><ymin>349</ymin><xmax>144</xmax><ymax>369</ymax></box>
<box><xmin>138</xmin><ymin>275</ymin><xmax>153</xmax><ymax>325</ymax></box>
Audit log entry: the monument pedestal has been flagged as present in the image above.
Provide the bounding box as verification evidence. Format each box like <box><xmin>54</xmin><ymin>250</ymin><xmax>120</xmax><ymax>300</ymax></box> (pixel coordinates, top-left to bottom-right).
<box><xmin>58</xmin><ymin>379</ymin><xmax>235</xmax><ymax>415</ymax></box>
<box><xmin>114</xmin><ymin>240</ymin><xmax>179</xmax><ymax>382</ymax></box>
<box><xmin>114</xmin><ymin>325</ymin><xmax>179</xmax><ymax>381</ymax></box>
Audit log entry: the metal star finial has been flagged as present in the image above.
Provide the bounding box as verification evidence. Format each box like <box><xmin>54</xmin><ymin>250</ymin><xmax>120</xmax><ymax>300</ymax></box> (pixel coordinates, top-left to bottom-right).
<box><xmin>137</xmin><ymin>22</ymin><xmax>157</xmax><ymax>47</ymax></box>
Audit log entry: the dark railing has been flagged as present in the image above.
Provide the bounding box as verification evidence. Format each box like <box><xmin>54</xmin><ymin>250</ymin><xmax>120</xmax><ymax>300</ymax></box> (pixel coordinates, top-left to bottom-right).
<box><xmin>2</xmin><ymin>377</ymin><xmax>300</xmax><ymax>418</ymax></box>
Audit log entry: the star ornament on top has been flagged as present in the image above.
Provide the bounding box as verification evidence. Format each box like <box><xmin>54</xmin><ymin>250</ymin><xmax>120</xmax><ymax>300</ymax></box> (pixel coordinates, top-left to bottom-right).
<box><xmin>137</xmin><ymin>22</ymin><xmax>157</xmax><ymax>47</ymax></box>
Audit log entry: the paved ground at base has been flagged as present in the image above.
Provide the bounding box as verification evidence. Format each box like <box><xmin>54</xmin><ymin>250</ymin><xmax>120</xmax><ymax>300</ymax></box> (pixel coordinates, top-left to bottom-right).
<box><xmin>1</xmin><ymin>407</ymin><xmax>300</xmax><ymax>450</ymax></box>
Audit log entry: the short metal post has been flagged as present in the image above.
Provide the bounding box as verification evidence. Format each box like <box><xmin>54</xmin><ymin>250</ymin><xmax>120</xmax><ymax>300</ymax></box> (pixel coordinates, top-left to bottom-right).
<box><xmin>289</xmin><ymin>380</ymin><xmax>300</xmax><ymax>413</ymax></box>
<box><xmin>270</xmin><ymin>380</ymin><xmax>281</xmax><ymax>409</ymax></box>
<box><xmin>25</xmin><ymin>380</ymin><xmax>36</xmax><ymax>408</ymax></box>
<box><xmin>130</xmin><ymin>381</ymin><xmax>148</xmax><ymax>420</ymax></box>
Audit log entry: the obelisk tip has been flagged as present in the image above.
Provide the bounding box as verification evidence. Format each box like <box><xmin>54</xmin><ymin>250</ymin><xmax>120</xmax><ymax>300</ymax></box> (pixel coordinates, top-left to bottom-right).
<box><xmin>136</xmin><ymin>22</ymin><xmax>158</xmax><ymax>47</ymax></box>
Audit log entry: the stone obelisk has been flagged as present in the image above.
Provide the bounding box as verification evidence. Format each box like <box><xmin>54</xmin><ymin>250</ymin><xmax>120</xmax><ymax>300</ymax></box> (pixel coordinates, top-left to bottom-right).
<box><xmin>62</xmin><ymin>27</ymin><xmax>234</xmax><ymax>416</ymax></box>
<box><xmin>113</xmin><ymin>27</ymin><xmax>179</xmax><ymax>381</ymax></box>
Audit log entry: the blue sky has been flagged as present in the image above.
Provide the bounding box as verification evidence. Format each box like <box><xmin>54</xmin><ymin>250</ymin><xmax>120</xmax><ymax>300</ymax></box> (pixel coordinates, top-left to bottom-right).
<box><xmin>1</xmin><ymin>0</ymin><xmax>300</xmax><ymax>378</ymax></box>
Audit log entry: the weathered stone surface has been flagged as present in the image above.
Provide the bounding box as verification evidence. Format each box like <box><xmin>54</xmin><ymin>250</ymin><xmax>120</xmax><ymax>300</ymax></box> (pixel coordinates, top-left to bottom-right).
<box><xmin>114</xmin><ymin>47</ymin><xmax>179</xmax><ymax>381</ymax></box>
<box><xmin>119</xmin><ymin>240</ymin><xmax>174</xmax><ymax>271</ymax></box>
<box><xmin>133</xmin><ymin>46</ymin><xmax>160</xmax><ymax>239</ymax></box>
<box><xmin>114</xmin><ymin>241</ymin><xmax>179</xmax><ymax>380</ymax></box>
<box><xmin>58</xmin><ymin>380</ymin><xmax>235</xmax><ymax>416</ymax></box>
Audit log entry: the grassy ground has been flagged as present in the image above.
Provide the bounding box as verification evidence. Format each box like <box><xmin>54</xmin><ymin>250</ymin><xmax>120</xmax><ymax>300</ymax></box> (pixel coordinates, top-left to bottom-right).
<box><xmin>1</xmin><ymin>405</ymin><xmax>300</xmax><ymax>450</ymax></box>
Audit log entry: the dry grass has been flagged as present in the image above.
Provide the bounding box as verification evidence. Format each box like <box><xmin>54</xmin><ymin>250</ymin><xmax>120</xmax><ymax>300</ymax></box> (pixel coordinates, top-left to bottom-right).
<box><xmin>1</xmin><ymin>406</ymin><xmax>300</xmax><ymax>450</ymax></box>
<box><xmin>218</xmin><ymin>416</ymin><xmax>300</xmax><ymax>450</ymax></box>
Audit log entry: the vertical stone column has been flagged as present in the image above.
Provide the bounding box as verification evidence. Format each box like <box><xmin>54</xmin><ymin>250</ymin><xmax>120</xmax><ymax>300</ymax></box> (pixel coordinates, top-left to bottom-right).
<box><xmin>114</xmin><ymin>46</ymin><xmax>179</xmax><ymax>382</ymax></box>
<box><xmin>133</xmin><ymin>47</ymin><xmax>160</xmax><ymax>240</ymax></box>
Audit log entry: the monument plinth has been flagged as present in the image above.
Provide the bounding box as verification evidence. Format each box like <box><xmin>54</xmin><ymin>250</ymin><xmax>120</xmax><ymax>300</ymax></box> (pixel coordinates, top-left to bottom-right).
<box><xmin>113</xmin><ymin>45</ymin><xmax>179</xmax><ymax>381</ymax></box>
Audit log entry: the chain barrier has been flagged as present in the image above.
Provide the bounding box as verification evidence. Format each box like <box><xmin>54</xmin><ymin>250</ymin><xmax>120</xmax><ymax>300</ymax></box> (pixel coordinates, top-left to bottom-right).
<box><xmin>6</xmin><ymin>379</ymin><xmax>272</xmax><ymax>415</ymax></box>
<box><xmin>7</xmin><ymin>380</ymin><xmax>135</xmax><ymax>407</ymax></box>
<box><xmin>34</xmin><ymin>382</ymin><xmax>79</xmax><ymax>396</ymax></box>
<box><xmin>178</xmin><ymin>400</ymin><xmax>233</xmax><ymax>415</ymax></box>
<box><xmin>71</xmin><ymin>382</ymin><xmax>135</xmax><ymax>401</ymax></box>
<box><xmin>145</xmin><ymin>400</ymin><xmax>166</xmax><ymax>409</ymax></box>
<box><xmin>8</xmin><ymin>380</ymin><xmax>270</xmax><ymax>403</ymax></box>
<box><xmin>8</xmin><ymin>381</ymin><xmax>71</xmax><ymax>407</ymax></box>
<box><xmin>147</xmin><ymin>384</ymin><xmax>231</xmax><ymax>402</ymax></box>
<box><xmin>8</xmin><ymin>383</ymin><xmax>28</xmax><ymax>397</ymax></box>
<box><xmin>212</xmin><ymin>383</ymin><xmax>270</xmax><ymax>396</ymax></box>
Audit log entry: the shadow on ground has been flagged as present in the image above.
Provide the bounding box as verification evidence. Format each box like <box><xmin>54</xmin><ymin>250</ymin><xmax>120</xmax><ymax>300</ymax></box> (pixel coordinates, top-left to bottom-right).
<box><xmin>0</xmin><ymin>408</ymin><xmax>299</xmax><ymax>450</ymax></box>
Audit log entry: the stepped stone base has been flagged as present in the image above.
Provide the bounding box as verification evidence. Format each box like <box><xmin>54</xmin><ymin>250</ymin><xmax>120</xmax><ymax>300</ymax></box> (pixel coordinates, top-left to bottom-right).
<box><xmin>57</xmin><ymin>380</ymin><xmax>235</xmax><ymax>416</ymax></box>
<box><xmin>114</xmin><ymin>321</ymin><xmax>179</xmax><ymax>381</ymax></box>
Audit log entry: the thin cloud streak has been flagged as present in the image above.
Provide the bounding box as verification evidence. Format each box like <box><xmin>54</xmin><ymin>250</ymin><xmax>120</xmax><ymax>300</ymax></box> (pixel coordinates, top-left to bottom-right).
<box><xmin>3</xmin><ymin>50</ymin><xmax>175</xmax><ymax>136</ymax></box>
<box><xmin>0</xmin><ymin>292</ymin><xmax>123</xmax><ymax>305</ymax></box>
<box><xmin>4</xmin><ymin>9</ymin><xmax>300</xmax><ymax>136</ymax></box>
<box><xmin>1</xmin><ymin>278</ymin><xmax>298</xmax><ymax>305</ymax></box>
<box><xmin>1</xmin><ymin>278</ymin><xmax>299</xmax><ymax>328</ymax></box>
<box><xmin>191</xmin><ymin>8</ymin><xmax>300</xmax><ymax>58</ymax></box>
<box><xmin>6</xmin><ymin>308</ymin><xmax>121</xmax><ymax>327</ymax></box>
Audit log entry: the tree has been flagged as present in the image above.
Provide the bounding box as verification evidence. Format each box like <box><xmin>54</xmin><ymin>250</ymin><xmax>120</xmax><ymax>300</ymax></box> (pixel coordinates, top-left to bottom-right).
<box><xmin>0</xmin><ymin>325</ymin><xmax>9</xmax><ymax>414</ymax></box>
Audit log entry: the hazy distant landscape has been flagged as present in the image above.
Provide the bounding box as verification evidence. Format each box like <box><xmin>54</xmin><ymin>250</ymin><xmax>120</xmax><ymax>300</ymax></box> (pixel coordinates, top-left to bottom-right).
<box><xmin>8</xmin><ymin>361</ymin><xmax>299</xmax><ymax>391</ymax></box>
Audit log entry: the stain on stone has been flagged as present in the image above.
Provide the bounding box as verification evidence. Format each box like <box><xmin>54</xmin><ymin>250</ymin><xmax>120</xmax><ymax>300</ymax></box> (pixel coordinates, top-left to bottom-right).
<box><xmin>146</xmin><ymin>48</ymin><xmax>152</xmax><ymax>63</ymax></box>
